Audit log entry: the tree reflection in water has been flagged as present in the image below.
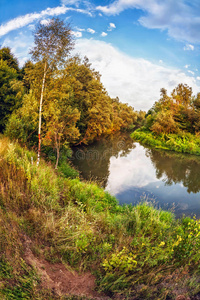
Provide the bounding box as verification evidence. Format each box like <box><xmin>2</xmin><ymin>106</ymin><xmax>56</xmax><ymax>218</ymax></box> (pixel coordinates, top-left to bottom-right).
<box><xmin>146</xmin><ymin>148</ymin><xmax>200</xmax><ymax>194</ymax></box>
<box><xmin>71</xmin><ymin>132</ymin><xmax>135</xmax><ymax>187</ymax></box>
<box><xmin>72</xmin><ymin>133</ymin><xmax>200</xmax><ymax>217</ymax></box>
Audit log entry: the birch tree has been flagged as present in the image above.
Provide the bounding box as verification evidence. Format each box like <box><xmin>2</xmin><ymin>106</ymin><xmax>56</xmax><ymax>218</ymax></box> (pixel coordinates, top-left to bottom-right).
<box><xmin>30</xmin><ymin>17</ymin><xmax>74</xmax><ymax>165</ymax></box>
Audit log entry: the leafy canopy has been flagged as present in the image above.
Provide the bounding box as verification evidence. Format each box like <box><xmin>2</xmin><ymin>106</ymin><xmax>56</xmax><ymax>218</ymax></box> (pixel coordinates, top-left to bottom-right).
<box><xmin>0</xmin><ymin>60</ymin><xmax>24</xmax><ymax>132</ymax></box>
<box><xmin>145</xmin><ymin>83</ymin><xmax>200</xmax><ymax>135</ymax></box>
<box><xmin>30</xmin><ymin>17</ymin><xmax>74</xmax><ymax>69</ymax></box>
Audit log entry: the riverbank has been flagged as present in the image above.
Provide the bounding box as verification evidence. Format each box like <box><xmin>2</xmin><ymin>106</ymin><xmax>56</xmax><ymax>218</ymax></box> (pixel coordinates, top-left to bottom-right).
<box><xmin>131</xmin><ymin>128</ymin><xmax>200</xmax><ymax>155</ymax></box>
<box><xmin>0</xmin><ymin>136</ymin><xmax>200</xmax><ymax>299</ymax></box>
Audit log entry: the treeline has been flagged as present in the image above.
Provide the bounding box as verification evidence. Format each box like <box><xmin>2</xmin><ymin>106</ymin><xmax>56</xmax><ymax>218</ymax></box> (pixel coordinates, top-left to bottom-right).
<box><xmin>145</xmin><ymin>84</ymin><xmax>200</xmax><ymax>134</ymax></box>
<box><xmin>5</xmin><ymin>56</ymin><xmax>141</xmax><ymax>144</ymax></box>
<box><xmin>132</xmin><ymin>84</ymin><xmax>200</xmax><ymax>155</ymax></box>
<box><xmin>0</xmin><ymin>19</ymin><xmax>145</xmax><ymax>165</ymax></box>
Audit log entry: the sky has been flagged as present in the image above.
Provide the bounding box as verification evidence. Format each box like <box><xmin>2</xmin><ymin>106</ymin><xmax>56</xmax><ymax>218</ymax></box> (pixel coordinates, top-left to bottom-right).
<box><xmin>1</xmin><ymin>0</ymin><xmax>200</xmax><ymax>111</ymax></box>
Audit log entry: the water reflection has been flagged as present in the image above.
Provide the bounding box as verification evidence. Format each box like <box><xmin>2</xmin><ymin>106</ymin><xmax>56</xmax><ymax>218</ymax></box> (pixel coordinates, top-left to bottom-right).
<box><xmin>146</xmin><ymin>149</ymin><xmax>200</xmax><ymax>193</ymax></box>
<box><xmin>72</xmin><ymin>133</ymin><xmax>200</xmax><ymax>217</ymax></box>
<box><xmin>72</xmin><ymin>133</ymin><xmax>135</xmax><ymax>186</ymax></box>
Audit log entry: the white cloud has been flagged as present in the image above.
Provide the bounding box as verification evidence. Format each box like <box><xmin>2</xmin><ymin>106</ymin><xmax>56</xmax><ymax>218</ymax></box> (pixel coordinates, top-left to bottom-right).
<box><xmin>87</xmin><ymin>28</ymin><xmax>95</xmax><ymax>34</ymax></box>
<box><xmin>2</xmin><ymin>35</ymin><xmax>33</xmax><ymax>67</ymax></box>
<box><xmin>40</xmin><ymin>19</ymin><xmax>51</xmax><ymax>26</ymax></box>
<box><xmin>3</xmin><ymin>38</ymin><xmax>27</xmax><ymax>51</ymax></box>
<box><xmin>70</xmin><ymin>8</ymin><xmax>93</xmax><ymax>16</ymax></box>
<box><xmin>159</xmin><ymin>59</ymin><xmax>163</xmax><ymax>64</ymax></box>
<box><xmin>97</xmin><ymin>0</ymin><xmax>200</xmax><ymax>43</ymax></box>
<box><xmin>184</xmin><ymin>44</ymin><xmax>194</xmax><ymax>51</ymax></box>
<box><xmin>74</xmin><ymin>26</ymin><xmax>85</xmax><ymax>32</ymax></box>
<box><xmin>28</xmin><ymin>24</ymin><xmax>35</xmax><ymax>30</ymax></box>
<box><xmin>184</xmin><ymin>64</ymin><xmax>190</xmax><ymax>69</ymax></box>
<box><xmin>0</xmin><ymin>6</ymin><xmax>92</xmax><ymax>37</ymax></box>
<box><xmin>71</xmin><ymin>31</ymin><xmax>82</xmax><ymax>38</ymax></box>
<box><xmin>0</xmin><ymin>6</ymin><xmax>68</xmax><ymax>37</ymax></box>
<box><xmin>101</xmin><ymin>32</ymin><xmax>107</xmax><ymax>37</ymax></box>
<box><xmin>197</xmin><ymin>77</ymin><xmax>200</xmax><ymax>81</ymax></box>
<box><xmin>75</xmin><ymin>39</ymin><xmax>199</xmax><ymax>111</ymax></box>
<box><xmin>106</xmin><ymin>143</ymin><xmax>161</xmax><ymax>195</ymax></box>
<box><xmin>188</xmin><ymin>70</ymin><xmax>195</xmax><ymax>75</ymax></box>
<box><xmin>108</xmin><ymin>22</ymin><xmax>116</xmax><ymax>31</ymax></box>
<box><xmin>61</xmin><ymin>0</ymin><xmax>80</xmax><ymax>6</ymax></box>
<box><xmin>97</xmin><ymin>0</ymin><xmax>128</xmax><ymax>15</ymax></box>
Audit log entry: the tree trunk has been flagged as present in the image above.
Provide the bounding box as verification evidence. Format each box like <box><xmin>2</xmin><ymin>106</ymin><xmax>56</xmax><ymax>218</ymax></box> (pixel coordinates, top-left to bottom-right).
<box><xmin>37</xmin><ymin>62</ymin><xmax>47</xmax><ymax>166</ymax></box>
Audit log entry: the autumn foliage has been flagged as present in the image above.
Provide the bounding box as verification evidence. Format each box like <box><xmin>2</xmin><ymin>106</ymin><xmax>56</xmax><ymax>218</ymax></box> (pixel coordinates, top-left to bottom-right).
<box><xmin>146</xmin><ymin>84</ymin><xmax>200</xmax><ymax>135</ymax></box>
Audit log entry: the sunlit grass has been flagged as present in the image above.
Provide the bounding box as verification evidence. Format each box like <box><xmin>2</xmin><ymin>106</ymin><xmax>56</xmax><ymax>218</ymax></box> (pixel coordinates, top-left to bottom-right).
<box><xmin>131</xmin><ymin>128</ymin><xmax>200</xmax><ymax>155</ymax></box>
<box><xmin>0</xmin><ymin>136</ymin><xmax>200</xmax><ymax>299</ymax></box>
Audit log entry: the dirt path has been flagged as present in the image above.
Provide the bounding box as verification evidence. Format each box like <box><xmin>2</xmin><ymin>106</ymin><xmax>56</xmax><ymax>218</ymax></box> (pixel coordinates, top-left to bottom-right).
<box><xmin>23</xmin><ymin>236</ymin><xmax>109</xmax><ymax>299</ymax></box>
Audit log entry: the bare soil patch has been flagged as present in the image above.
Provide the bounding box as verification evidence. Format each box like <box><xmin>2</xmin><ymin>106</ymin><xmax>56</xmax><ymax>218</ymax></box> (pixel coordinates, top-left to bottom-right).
<box><xmin>23</xmin><ymin>236</ymin><xmax>108</xmax><ymax>299</ymax></box>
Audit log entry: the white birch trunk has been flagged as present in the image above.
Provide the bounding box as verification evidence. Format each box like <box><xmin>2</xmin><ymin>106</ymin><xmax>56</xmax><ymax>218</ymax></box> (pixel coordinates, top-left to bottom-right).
<box><xmin>37</xmin><ymin>62</ymin><xmax>47</xmax><ymax>166</ymax></box>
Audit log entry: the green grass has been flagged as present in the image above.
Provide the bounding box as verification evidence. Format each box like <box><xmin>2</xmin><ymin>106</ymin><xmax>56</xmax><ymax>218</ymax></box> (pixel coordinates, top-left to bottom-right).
<box><xmin>0</xmin><ymin>136</ymin><xmax>200</xmax><ymax>299</ymax></box>
<box><xmin>58</xmin><ymin>160</ymin><xmax>79</xmax><ymax>179</ymax></box>
<box><xmin>131</xmin><ymin>128</ymin><xmax>200</xmax><ymax>155</ymax></box>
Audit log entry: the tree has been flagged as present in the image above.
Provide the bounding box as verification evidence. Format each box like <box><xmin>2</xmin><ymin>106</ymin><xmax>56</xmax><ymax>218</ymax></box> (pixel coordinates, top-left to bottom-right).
<box><xmin>42</xmin><ymin>74</ymin><xmax>80</xmax><ymax>168</ymax></box>
<box><xmin>144</xmin><ymin>84</ymin><xmax>200</xmax><ymax>135</ymax></box>
<box><xmin>0</xmin><ymin>47</ymin><xmax>19</xmax><ymax>72</ymax></box>
<box><xmin>5</xmin><ymin>77</ymin><xmax>80</xmax><ymax>167</ymax></box>
<box><xmin>30</xmin><ymin>17</ymin><xmax>74</xmax><ymax>165</ymax></box>
<box><xmin>44</xmin><ymin>102</ymin><xmax>80</xmax><ymax>169</ymax></box>
<box><xmin>5</xmin><ymin>90</ymin><xmax>38</xmax><ymax>144</ymax></box>
<box><xmin>171</xmin><ymin>84</ymin><xmax>194</xmax><ymax>132</ymax></box>
<box><xmin>0</xmin><ymin>60</ymin><xmax>24</xmax><ymax>132</ymax></box>
<box><xmin>171</xmin><ymin>84</ymin><xmax>193</xmax><ymax>107</ymax></box>
<box><xmin>62</xmin><ymin>56</ymin><xmax>111</xmax><ymax>143</ymax></box>
<box><xmin>150</xmin><ymin>110</ymin><xmax>178</xmax><ymax>134</ymax></box>
<box><xmin>61</xmin><ymin>56</ymin><xmax>138</xmax><ymax>143</ymax></box>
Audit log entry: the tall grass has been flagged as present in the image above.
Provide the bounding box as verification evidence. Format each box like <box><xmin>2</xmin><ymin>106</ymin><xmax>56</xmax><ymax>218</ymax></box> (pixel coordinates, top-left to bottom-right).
<box><xmin>0</xmin><ymin>136</ymin><xmax>200</xmax><ymax>299</ymax></box>
<box><xmin>131</xmin><ymin>128</ymin><xmax>200</xmax><ymax>155</ymax></box>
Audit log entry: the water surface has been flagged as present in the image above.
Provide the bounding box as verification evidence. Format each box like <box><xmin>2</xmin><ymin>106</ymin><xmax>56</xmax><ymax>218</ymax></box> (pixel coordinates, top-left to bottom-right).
<box><xmin>71</xmin><ymin>133</ymin><xmax>200</xmax><ymax>218</ymax></box>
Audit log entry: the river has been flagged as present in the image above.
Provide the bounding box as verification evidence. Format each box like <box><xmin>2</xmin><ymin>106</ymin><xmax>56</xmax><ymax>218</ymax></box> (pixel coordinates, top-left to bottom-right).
<box><xmin>71</xmin><ymin>132</ymin><xmax>200</xmax><ymax>218</ymax></box>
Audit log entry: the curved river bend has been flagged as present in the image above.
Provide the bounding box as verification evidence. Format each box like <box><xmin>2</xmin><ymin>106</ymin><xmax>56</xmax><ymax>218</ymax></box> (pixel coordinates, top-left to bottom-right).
<box><xmin>71</xmin><ymin>133</ymin><xmax>200</xmax><ymax>218</ymax></box>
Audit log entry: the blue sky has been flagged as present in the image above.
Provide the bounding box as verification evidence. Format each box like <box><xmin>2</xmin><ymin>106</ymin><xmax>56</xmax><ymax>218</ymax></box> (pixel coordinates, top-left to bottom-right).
<box><xmin>1</xmin><ymin>0</ymin><xmax>200</xmax><ymax>111</ymax></box>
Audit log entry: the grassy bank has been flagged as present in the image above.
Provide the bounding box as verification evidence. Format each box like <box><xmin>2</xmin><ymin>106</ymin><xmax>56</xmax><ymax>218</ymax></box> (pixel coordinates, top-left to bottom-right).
<box><xmin>131</xmin><ymin>128</ymin><xmax>200</xmax><ymax>155</ymax></box>
<box><xmin>0</xmin><ymin>136</ymin><xmax>200</xmax><ymax>299</ymax></box>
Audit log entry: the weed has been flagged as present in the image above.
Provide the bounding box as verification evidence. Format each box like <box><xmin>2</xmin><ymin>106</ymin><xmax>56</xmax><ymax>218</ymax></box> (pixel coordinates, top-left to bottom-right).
<box><xmin>0</xmin><ymin>136</ymin><xmax>200</xmax><ymax>299</ymax></box>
